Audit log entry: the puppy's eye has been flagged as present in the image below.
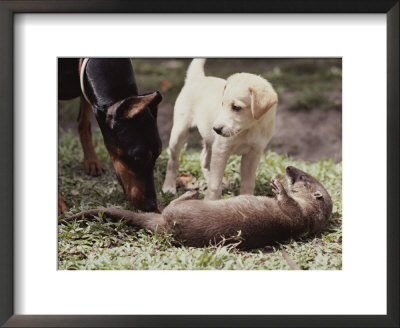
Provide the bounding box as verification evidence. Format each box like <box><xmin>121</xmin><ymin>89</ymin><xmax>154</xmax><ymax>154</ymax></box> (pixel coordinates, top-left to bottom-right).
<box><xmin>133</xmin><ymin>156</ymin><xmax>143</xmax><ymax>161</ymax></box>
<box><xmin>299</xmin><ymin>175</ymin><xmax>305</xmax><ymax>180</ymax></box>
<box><xmin>231</xmin><ymin>104</ymin><xmax>242</xmax><ymax>111</ymax></box>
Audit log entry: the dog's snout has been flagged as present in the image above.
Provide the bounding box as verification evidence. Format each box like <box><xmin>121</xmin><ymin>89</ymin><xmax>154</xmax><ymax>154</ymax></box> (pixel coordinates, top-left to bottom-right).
<box><xmin>213</xmin><ymin>126</ymin><xmax>223</xmax><ymax>135</ymax></box>
<box><xmin>141</xmin><ymin>202</ymin><xmax>158</xmax><ymax>212</ymax></box>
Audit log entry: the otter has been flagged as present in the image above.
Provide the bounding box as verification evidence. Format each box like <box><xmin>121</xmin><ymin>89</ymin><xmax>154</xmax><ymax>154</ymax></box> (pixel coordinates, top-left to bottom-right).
<box><xmin>61</xmin><ymin>166</ymin><xmax>332</xmax><ymax>250</ymax></box>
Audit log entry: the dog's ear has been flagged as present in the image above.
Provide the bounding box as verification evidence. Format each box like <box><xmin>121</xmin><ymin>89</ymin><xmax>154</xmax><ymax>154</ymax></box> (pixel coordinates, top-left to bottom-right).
<box><xmin>108</xmin><ymin>91</ymin><xmax>162</xmax><ymax>122</ymax></box>
<box><xmin>249</xmin><ymin>86</ymin><xmax>278</xmax><ymax>120</ymax></box>
<box><xmin>146</xmin><ymin>91</ymin><xmax>163</xmax><ymax>118</ymax></box>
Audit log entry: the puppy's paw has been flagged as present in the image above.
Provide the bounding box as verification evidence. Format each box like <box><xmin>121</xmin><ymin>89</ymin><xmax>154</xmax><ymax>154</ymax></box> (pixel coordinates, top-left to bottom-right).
<box><xmin>162</xmin><ymin>184</ymin><xmax>177</xmax><ymax>194</ymax></box>
<box><xmin>84</xmin><ymin>157</ymin><xmax>104</xmax><ymax>177</ymax></box>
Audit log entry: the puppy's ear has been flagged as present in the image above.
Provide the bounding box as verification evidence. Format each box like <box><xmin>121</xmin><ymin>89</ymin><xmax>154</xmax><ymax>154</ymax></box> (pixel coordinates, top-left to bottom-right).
<box><xmin>249</xmin><ymin>86</ymin><xmax>278</xmax><ymax>120</ymax></box>
<box><xmin>109</xmin><ymin>91</ymin><xmax>162</xmax><ymax>121</ymax></box>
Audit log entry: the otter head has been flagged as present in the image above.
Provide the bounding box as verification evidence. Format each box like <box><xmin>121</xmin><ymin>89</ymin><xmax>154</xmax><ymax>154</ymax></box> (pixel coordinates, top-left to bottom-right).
<box><xmin>95</xmin><ymin>91</ymin><xmax>163</xmax><ymax>212</ymax></box>
<box><xmin>285</xmin><ymin>166</ymin><xmax>333</xmax><ymax>213</ymax></box>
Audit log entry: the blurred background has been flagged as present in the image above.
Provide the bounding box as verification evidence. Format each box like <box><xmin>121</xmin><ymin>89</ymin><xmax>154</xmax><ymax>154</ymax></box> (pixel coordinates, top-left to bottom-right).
<box><xmin>59</xmin><ymin>58</ymin><xmax>342</xmax><ymax>162</ymax></box>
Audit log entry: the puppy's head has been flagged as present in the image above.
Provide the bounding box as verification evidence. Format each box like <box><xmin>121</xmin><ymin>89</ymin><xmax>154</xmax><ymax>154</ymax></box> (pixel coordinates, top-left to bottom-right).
<box><xmin>213</xmin><ymin>73</ymin><xmax>278</xmax><ymax>137</ymax></box>
<box><xmin>96</xmin><ymin>91</ymin><xmax>163</xmax><ymax>212</ymax></box>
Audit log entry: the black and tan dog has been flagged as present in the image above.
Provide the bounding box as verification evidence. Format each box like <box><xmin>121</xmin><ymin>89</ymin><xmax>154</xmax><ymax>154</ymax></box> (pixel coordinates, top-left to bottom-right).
<box><xmin>58</xmin><ymin>58</ymin><xmax>162</xmax><ymax>214</ymax></box>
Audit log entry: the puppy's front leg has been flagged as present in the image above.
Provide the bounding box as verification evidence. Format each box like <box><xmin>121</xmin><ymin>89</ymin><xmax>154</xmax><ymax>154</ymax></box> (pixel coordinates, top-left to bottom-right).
<box><xmin>200</xmin><ymin>142</ymin><xmax>212</xmax><ymax>183</ymax></box>
<box><xmin>162</xmin><ymin>124</ymin><xmax>189</xmax><ymax>194</ymax></box>
<box><xmin>205</xmin><ymin>145</ymin><xmax>231</xmax><ymax>200</ymax></box>
<box><xmin>240</xmin><ymin>150</ymin><xmax>262</xmax><ymax>195</ymax></box>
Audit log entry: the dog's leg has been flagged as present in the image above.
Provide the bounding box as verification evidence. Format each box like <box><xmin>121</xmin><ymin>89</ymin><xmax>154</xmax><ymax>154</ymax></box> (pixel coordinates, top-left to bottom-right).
<box><xmin>240</xmin><ymin>150</ymin><xmax>262</xmax><ymax>195</ymax></box>
<box><xmin>58</xmin><ymin>191</ymin><xmax>67</xmax><ymax>215</ymax></box>
<box><xmin>78</xmin><ymin>95</ymin><xmax>104</xmax><ymax>176</ymax></box>
<box><xmin>200</xmin><ymin>142</ymin><xmax>212</xmax><ymax>183</ymax></box>
<box><xmin>162</xmin><ymin>124</ymin><xmax>189</xmax><ymax>194</ymax></box>
<box><xmin>205</xmin><ymin>145</ymin><xmax>231</xmax><ymax>200</ymax></box>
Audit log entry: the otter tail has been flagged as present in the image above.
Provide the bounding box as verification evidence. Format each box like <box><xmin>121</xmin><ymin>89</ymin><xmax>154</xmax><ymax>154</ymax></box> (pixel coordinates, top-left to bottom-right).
<box><xmin>185</xmin><ymin>58</ymin><xmax>206</xmax><ymax>82</ymax></box>
<box><xmin>60</xmin><ymin>208</ymin><xmax>166</xmax><ymax>232</ymax></box>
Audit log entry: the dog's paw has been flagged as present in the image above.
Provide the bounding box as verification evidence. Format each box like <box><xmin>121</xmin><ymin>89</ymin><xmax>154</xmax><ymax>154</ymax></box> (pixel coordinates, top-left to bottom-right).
<box><xmin>84</xmin><ymin>158</ymin><xmax>104</xmax><ymax>177</ymax></box>
<box><xmin>58</xmin><ymin>193</ymin><xmax>67</xmax><ymax>215</ymax></box>
<box><xmin>162</xmin><ymin>184</ymin><xmax>177</xmax><ymax>194</ymax></box>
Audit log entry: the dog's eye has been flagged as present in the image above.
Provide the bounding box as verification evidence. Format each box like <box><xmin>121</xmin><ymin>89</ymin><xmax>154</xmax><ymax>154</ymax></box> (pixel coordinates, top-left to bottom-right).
<box><xmin>299</xmin><ymin>175</ymin><xmax>305</xmax><ymax>181</ymax></box>
<box><xmin>129</xmin><ymin>152</ymin><xmax>146</xmax><ymax>161</ymax></box>
<box><xmin>231</xmin><ymin>104</ymin><xmax>241</xmax><ymax>111</ymax></box>
<box><xmin>133</xmin><ymin>156</ymin><xmax>143</xmax><ymax>161</ymax></box>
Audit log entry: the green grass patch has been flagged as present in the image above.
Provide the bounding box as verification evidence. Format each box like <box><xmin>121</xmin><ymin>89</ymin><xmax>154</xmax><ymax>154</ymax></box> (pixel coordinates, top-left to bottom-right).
<box><xmin>288</xmin><ymin>88</ymin><xmax>339</xmax><ymax>111</ymax></box>
<box><xmin>58</xmin><ymin>129</ymin><xmax>342</xmax><ymax>270</ymax></box>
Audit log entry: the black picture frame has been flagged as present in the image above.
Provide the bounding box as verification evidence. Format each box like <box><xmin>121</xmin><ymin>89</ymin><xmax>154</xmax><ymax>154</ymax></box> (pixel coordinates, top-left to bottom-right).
<box><xmin>0</xmin><ymin>1</ymin><xmax>398</xmax><ymax>327</ymax></box>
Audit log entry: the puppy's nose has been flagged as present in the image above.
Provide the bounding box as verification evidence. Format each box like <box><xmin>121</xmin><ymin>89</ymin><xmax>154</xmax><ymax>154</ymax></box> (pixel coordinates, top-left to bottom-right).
<box><xmin>213</xmin><ymin>126</ymin><xmax>223</xmax><ymax>135</ymax></box>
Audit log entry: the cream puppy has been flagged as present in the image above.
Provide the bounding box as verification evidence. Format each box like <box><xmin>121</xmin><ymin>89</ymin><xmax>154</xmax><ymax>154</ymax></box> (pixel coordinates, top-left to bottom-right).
<box><xmin>162</xmin><ymin>59</ymin><xmax>278</xmax><ymax>200</ymax></box>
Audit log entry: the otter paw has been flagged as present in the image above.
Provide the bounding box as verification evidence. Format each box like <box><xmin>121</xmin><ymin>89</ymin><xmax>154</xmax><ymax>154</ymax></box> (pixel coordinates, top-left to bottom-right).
<box><xmin>176</xmin><ymin>190</ymin><xmax>199</xmax><ymax>202</ymax></box>
<box><xmin>183</xmin><ymin>190</ymin><xmax>199</xmax><ymax>200</ymax></box>
<box><xmin>270</xmin><ymin>178</ymin><xmax>284</xmax><ymax>196</ymax></box>
<box><xmin>169</xmin><ymin>190</ymin><xmax>199</xmax><ymax>205</ymax></box>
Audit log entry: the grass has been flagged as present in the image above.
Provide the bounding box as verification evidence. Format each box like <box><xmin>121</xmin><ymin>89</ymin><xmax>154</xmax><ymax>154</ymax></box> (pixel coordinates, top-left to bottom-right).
<box><xmin>58</xmin><ymin>129</ymin><xmax>342</xmax><ymax>270</ymax></box>
<box><xmin>288</xmin><ymin>87</ymin><xmax>338</xmax><ymax>111</ymax></box>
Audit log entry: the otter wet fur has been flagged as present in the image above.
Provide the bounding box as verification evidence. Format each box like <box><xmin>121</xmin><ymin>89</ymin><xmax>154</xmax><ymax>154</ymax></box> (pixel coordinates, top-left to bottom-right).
<box><xmin>61</xmin><ymin>166</ymin><xmax>332</xmax><ymax>250</ymax></box>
